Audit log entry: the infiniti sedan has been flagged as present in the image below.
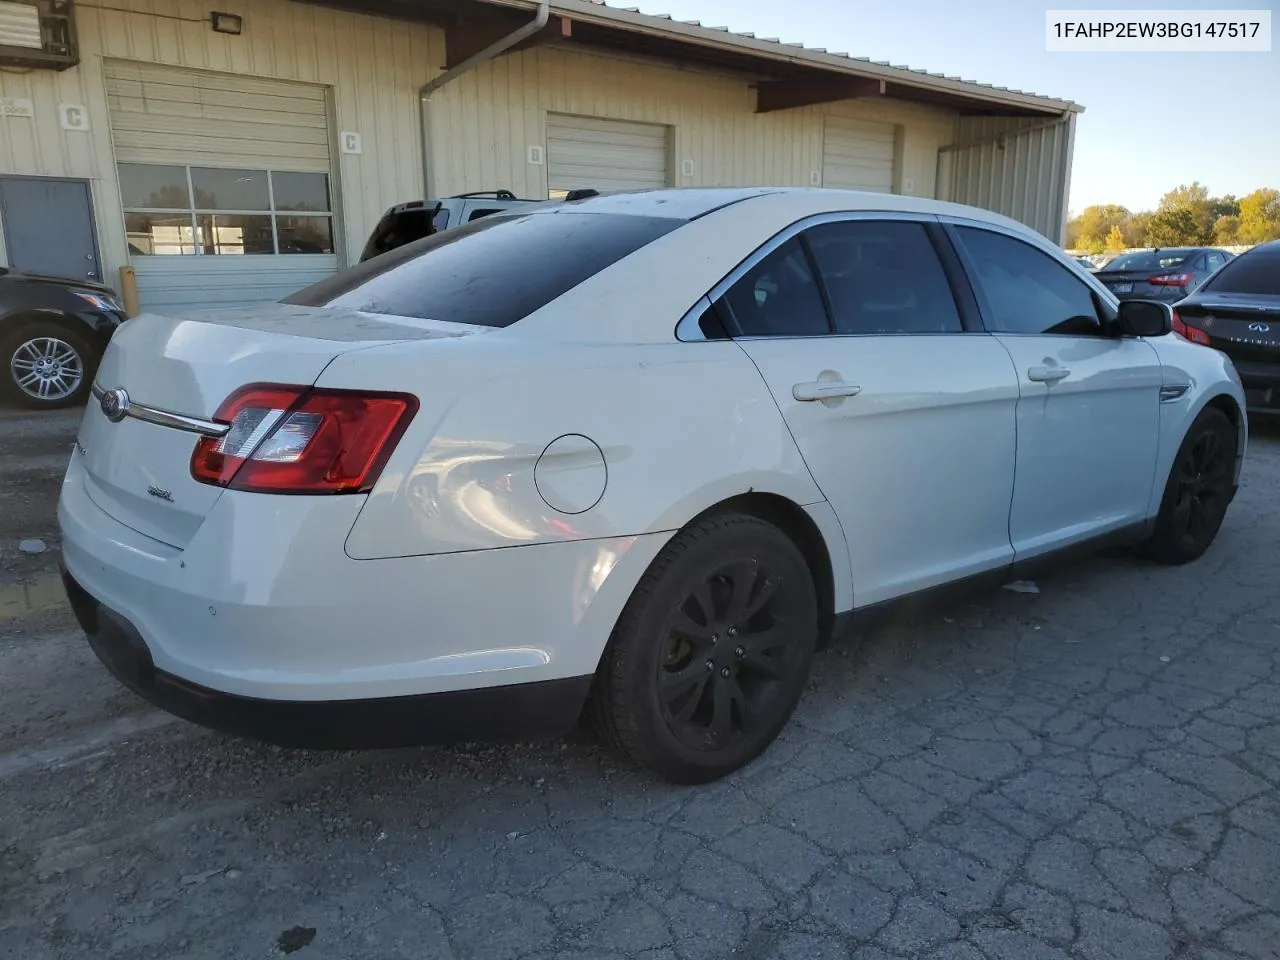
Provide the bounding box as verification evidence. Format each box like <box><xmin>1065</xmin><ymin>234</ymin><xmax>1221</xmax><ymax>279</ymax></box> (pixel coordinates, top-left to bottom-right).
<box><xmin>57</xmin><ymin>188</ymin><xmax>1246</xmax><ymax>784</ymax></box>
<box><xmin>1172</xmin><ymin>239</ymin><xmax>1280</xmax><ymax>413</ymax></box>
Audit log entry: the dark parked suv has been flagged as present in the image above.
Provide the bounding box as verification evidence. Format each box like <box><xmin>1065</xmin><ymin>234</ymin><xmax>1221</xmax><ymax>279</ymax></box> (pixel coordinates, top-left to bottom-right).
<box><xmin>1094</xmin><ymin>246</ymin><xmax>1232</xmax><ymax>303</ymax></box>
<box><xmin>1171</xmin><ymin>239</ymin><xmax>1280</xmax><ymax>414</ymax></box>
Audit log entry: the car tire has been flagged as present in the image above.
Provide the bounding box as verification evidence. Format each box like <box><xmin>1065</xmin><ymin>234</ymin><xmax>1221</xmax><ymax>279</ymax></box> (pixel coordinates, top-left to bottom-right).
<box><xmin>1139</xmin><ymin>406</ymin><xmax>1237</xmax><ymax>565</ymax></box>
<box><xmin>1</xmin><ymin>321</ymin><xmax>97</xmax><ymax>410</ymax></box>
<box><xmin>592</xmin><ymin>511</ymin><xmax>819</xmax><ymax>784</ymax></box>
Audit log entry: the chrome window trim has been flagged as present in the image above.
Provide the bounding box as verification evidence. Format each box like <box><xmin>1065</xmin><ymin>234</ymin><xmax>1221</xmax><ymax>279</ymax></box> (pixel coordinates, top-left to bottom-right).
<box><xmin>675</xmin><ymin>209</ymin><xmax>945</xmax><ymax>342</ymax></box>
<box><xmin>91</xmin><ymin>382</ymin><xmax>230</xmax><ymax>438</ymax></box>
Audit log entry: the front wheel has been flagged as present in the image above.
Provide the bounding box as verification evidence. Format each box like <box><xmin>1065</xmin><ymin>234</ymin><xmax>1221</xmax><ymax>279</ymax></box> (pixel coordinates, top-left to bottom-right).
<box><xmin>1</xmin><ymin>322</ymin><xmax>97</xmax><ymax>410</ymax></box>
<box><xmin>592</xmin><ymin>512</ymin><xmax>819</xmax><ymax>784</ymax></box>
<box><xmin>1139</xmin><ymin>406</ymin><xmax>1237</xmax><ymax>565</ymax></box>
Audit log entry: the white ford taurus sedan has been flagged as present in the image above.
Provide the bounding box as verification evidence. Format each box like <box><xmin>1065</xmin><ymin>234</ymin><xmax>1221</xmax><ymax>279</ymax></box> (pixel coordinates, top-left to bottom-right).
<box><xmin>58</xmin><ymin>187</ymin><xmax>1247</xmax><ymax>783</ymax></box>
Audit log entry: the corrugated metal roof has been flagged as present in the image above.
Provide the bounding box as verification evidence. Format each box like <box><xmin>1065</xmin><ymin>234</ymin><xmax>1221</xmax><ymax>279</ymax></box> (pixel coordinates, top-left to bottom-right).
<box><xmin>482</xmin><ymin>0</ymin><xmax>1081</xmax><ymax>114</ymax></box>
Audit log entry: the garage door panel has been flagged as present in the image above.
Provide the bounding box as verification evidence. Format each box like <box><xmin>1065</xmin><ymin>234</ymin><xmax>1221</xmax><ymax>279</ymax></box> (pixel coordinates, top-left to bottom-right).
<box><xmin>105</xmin><ymin>60</ymin><xmax>336</xmax><ymax>309</ymax></box>
<box><xmin>546</xmin><ymin>113</ymin><xmax>669</xmax><ymax>194</ymax></box>
<box><xmin>823</xmin><ymin>117</ymin><xmax>896</xmax><ymax>193</ymax></box>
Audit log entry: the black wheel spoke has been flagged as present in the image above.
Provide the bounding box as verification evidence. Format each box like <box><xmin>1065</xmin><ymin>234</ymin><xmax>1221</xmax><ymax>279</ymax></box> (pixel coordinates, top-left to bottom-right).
<box><xmin>669</xmin><ymin>608</ymin><xmax>710</xmax><ymax>638</ymax></box>
<box><xmin>728</xmin><ymin>679</ymin><xmax>754</xmax><ymax>728</ymax></box>
<box><xmin>669</xmin><ymin>672</ymin><xmax>711</xmax><ymax>725</ymax></box>
<box><xmin>709</xmin><ymin>679</ymin><xmax>733</xmax><ymax>744</ymax></box>
<box><xmin>721</xmin><ymin>560</ymin><xmax>762</xmax><ymax>626</ymax></box>
<box><xmin>742</xmin><ymin>648</ymin><xmax>786</xmax><ymax>681</ymax></box>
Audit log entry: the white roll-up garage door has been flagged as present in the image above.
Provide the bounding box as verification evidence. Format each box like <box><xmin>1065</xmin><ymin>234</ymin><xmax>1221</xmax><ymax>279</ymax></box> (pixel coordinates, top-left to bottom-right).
<box><xmin>546</xmin><ymin>114</ymin><xmax>670</xmax><ymax>197</ymax></box>
<box><xmin>105</xmin><ymin>60</ymin><xmax>337</xmax><ymax>311</ymax></box>
<box><xmin>822</xmin><ymin>117</ymin><xmax>896</xmax><ymax>193</ymax></box>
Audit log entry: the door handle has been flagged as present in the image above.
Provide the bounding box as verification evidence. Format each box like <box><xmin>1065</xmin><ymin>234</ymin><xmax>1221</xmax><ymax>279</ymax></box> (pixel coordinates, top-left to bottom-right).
<box><xmin>792</xmin><ymin>381</ymin><xmax>863</xmax><ymax>402</ymax></box>
<box><xmin>1027</xmin><ymin>365</ymin><xmax>1070</xmax><ymax>383</ymax></box>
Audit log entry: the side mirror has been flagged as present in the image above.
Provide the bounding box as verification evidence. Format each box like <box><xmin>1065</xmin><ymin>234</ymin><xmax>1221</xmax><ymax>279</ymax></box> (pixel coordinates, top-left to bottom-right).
<box><xmin>1117</xmin><ymin>299</ymin><xmax>1173</xmax><ymax>338</ymax></box>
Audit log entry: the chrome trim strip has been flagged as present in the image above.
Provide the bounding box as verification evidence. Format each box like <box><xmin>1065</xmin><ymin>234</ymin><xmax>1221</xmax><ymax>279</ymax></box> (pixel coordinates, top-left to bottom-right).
<box><xmin>91</xmin><ymin>382</ymin><xmax>230</xmax><ymax>438</ymax></box>
<box><xmin>1159</xmin><ymin>384</ymin><xmax>1191</xmax><ymax>403</ymax></box>
<box><xmin>675</xmin><ymin>295</ymin><xmax>715</xmax><ymax>342</ymax></box>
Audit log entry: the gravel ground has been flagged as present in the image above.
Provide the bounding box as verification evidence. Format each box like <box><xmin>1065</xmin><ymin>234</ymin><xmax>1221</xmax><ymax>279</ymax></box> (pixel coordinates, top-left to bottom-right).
<box><xmin>2</xmin><ymin>403</ymin><xmax>1278</xmax><ymax>960</ymax></box>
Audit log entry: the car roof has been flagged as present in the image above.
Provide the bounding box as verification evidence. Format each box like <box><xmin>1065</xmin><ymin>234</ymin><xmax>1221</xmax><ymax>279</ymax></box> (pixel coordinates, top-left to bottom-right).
<box><xmin>528</xmin><ymin>186</ymin><xmax>1041</xmax><ymax>236</ymax></box>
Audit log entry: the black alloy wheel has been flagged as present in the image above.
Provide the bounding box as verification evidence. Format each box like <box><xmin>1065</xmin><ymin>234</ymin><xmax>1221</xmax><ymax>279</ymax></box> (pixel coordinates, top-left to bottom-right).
<box><xmin>593</xmin><ymin>512</ymin><xmax>818</xmax><ymax>784</ymax></box>
<box><xmin>1141</xmin><ymin>406</ymin><xmax>1237</xmax><ymax>564</ymax></box>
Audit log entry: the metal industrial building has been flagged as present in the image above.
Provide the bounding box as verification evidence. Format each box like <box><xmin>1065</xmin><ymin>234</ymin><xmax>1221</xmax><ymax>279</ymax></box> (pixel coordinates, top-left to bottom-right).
<box><xmin>0</xmin><ymin>0</ymin><xmax>1082</xmax><ymax>311</ymax></box>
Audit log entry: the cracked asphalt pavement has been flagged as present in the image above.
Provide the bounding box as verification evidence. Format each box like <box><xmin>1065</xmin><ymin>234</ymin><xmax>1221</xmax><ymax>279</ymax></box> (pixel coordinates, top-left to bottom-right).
<box><xmin>2</xmin><ymin>405</ymin><xmax>1278</xmax><ymax>959</ymax></box>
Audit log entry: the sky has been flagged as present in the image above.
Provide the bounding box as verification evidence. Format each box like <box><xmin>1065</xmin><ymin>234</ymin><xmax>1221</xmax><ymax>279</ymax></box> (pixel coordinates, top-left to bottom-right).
<box><xmin>622</xmin><ymin>0</ymin><xmax>1280</xmax><ymax>215</ymax></box>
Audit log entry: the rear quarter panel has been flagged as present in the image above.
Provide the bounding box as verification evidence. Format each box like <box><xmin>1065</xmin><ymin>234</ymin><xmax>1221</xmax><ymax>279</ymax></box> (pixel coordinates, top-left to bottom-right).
<box><xmin>321</xmin><ymin>335</ymin><xmax>827</xmax><ymax>562</ymax></box>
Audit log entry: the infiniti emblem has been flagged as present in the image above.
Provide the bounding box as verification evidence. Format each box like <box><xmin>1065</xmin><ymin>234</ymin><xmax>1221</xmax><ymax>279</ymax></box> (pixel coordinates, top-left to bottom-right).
<box><xmin>98</xmin><ymin>386</ymin><xmax>130</xmax><ymax>422</ymax></box>
<box><xmin>1248</xmin><ymin>322</ymin><xmax>1271</xmax><ymax>333</ymax></box>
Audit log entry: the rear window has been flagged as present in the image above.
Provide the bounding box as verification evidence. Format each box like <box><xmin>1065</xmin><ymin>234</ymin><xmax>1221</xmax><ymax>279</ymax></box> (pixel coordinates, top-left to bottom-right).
<box><xmin>289</xmin><ymin>211</ymin><xmax>683</xmax><ymax>327</ymax></box>
<box><xmin>1103</xmin><ymin>250</ymin><xmax>1193</xmax><ymax>272</ymax></box>
<box><xmin>1201</xmin><ymin>249</ymin><xmax>1280</xmax><ymax>296</ymax></box>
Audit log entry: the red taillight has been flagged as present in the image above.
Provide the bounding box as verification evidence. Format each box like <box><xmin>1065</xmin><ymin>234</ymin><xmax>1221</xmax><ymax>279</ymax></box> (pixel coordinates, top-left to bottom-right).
<box><xmin>191</xmin><ymin>383</ymin><xmax>418</xmax><ymax>494</ymax></box>
<box><xmin>1171</xmin><ymin>310</ymin><xmax>1212</xmax><ymax>346</ymax></box>
<box><xmin>1150</xmin><ymin>273</ymin><xmax>1192</xmax><ymax>286</ymax></box>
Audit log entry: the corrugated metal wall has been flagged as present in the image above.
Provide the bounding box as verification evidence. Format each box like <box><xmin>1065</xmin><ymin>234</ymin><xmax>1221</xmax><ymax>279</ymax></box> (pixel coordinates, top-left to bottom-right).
<box><xmin>942</xmin><ymin>114</ymin><xmax>1076</xmax><ymax>244</ymax></box>
<box><xmin>428</xmin><ymin>44</ymin><xmax>958</xmax><ymax>201</ymax></box>
<box><xmin>0</xmin><ymin>0</ymin><xmax>978</xmax><ymax>289</ymax></box>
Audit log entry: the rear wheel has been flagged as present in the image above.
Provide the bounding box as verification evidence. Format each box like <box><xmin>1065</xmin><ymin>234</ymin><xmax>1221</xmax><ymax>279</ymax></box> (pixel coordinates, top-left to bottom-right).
<box><xmin>1140</xmin><ymin>406</ymin><xmax>1237</xmax><ymax>565</ymax></box>
<box><xmin>1</xmin><ymin>321</ymin><xmax>96</xmax><ymax>410</ymax></box>
<box><xmin>592</xmin><ymin>512</ymin><xmax>818</xmax><ymax>784</ymax></box>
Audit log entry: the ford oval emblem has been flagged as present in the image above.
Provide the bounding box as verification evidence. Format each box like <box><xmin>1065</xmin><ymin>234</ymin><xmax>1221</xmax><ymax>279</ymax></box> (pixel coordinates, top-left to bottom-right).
<box><xmin>99</xmin><ymin>387</ymin><xmax>130</xmax><ymax>422</ymax></box>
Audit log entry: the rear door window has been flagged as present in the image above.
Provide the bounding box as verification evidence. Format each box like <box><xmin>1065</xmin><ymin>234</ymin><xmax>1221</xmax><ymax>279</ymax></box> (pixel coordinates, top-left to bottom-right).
<box><xmin>289</xmin><ymin>211</ymin><xmax>683</xmax><ymax>328</ymax></box>
<box><xmin>804</xmin><ymin>220</ymin><xmax>964</xmax><ymax>335</ymax></box>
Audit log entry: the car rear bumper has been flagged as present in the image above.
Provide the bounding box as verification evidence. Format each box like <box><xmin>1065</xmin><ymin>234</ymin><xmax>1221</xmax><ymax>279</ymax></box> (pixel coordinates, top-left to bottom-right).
<box><xmin>1231</xmin><ymin>361</ymin><xmax>1280</xmax><ymax>412</ymax></box>
<box><xmin>61</xmin><ymin>562</ymin><xmax>591</xmax><ymax>749</ymax></box>
<box><xmin>57</xmin><ymin>453</ymin><xmax>669</xmax><ymax>744</ymax></box>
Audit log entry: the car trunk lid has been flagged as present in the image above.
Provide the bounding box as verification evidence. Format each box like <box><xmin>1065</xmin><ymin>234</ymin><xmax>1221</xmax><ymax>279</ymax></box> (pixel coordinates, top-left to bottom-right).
<box><xmin>75</xmin><ymin>303</ymin><xmax>480</xmax><ymax>548</ymax></box>
<box><xmin>1177</xmin><ymin>295</ymin><xmax>1280</xmax><ymax>360</ymax></box>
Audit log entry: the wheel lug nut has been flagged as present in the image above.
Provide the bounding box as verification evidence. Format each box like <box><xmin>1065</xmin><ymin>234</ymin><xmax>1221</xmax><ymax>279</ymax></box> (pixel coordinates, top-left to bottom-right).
<box><xmin>710</xmin><ymin>634</ymin><xmax>718</xmax><ymax>645</ymax></box>
<box><xmin>705</xmin><ymin>659</ymin><xmax>714</xmax><ymax>672</ymax></box>
<box><xmin>720</xmin><ymin>666</ymin><xmax>731</xmax><ymax>678</ymax></box>
<box><xmin>735</xmin><ymin>646</ymin><xmax>745</xmax><ymax>658</ymax></box>
<box><xmin>727</xmin><ymin>626</ymin><xmax>738</xmax><ymax>638</ymax></box>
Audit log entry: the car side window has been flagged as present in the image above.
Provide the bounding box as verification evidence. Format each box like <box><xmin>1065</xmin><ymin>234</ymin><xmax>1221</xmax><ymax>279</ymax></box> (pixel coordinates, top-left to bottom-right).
<box><xmin>1193</xmin><ymin>255</ymin><xmax>1208</xmax><ymax>271</ymax></box>
<box><xmin>468</xmin><ymin>208</ymin><xmax>502</xmax><ymax>222</ymax></box>
<box><xmin>804</xmin><ymin>220</ymin><xmax>963</xmax><ymax>335</ymax></box>
<box><xmin>1208</xmin><ymin>252</ymin><xmax>1226</xmax><ymax>271</ymax></box>
<box><xmin>718</xmin><ymin>235</ymin><xmax>830</xmax><ymax>338</ymax></box>
<box><xmin>954</xmin><ymin>226</ymin><xmax>1103</xmax><ymax>336</ymax></box>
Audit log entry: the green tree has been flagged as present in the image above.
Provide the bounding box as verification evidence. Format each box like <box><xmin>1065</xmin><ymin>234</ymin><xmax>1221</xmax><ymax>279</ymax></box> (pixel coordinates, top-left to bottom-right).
<box><xmin>1146</xmin><ymin>206</ymin><xmax>1203</xmax><ymax>247</ymax></box>
<box><xmin>1124</xmin><ymin>211</ymin><xmax>1152</xmax><ymax>248</ymax></box>
<box><xmin>1076</xmin><ymin>233</ymin><xmax>1106</xmax><ymax>255</ymax></box>
<box><xmin>1067</xmin><ymin>204</ymin><xmax>1131</xmax><ymax>250</ymax></box>
<box><xmin>1237</xmin><ymin>188</ymin><xmax>1280</xmax><ymax>244</ymax></box>
<box><xmin>1104</xmin><ymin>225</ymin><xmax>1126</xmax><ymax>252</ymax></box>
<box><xmin>1153</xmin><ymin>182</ymin><xmax>1215</xmax><ymax>244</ymax></box>
<box><xmin>1213</xmin><ymin>215</ymin><xmax>1241</xmax><ymax>245</ymax></box>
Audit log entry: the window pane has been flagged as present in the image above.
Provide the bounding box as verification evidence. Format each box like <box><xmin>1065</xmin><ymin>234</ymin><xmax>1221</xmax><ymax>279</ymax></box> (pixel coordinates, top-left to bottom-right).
<box><xmin>118</xmin><ymin>164</ymin><xmax>190</xmax><ymax>210</ymax></box>
<box><xmin>1103</xmin><ymin>250</ymin><xmax>1194</xmax><ymax>272</ymax></box>
<box><xmin>195</xmin><ymin>214</ymin><xmax>274</xmax><ymax>255</ymax></box>
<box><xmin>125</xmin><ymin>213</ymin><xmax>197</xmax><ymax>255</ymax></box>
<box><xmin>277</xmin><ymin>215</ymin><xmax>334</xmax><ymax>254</ymax></box>
<box><xmin>720</xmin><ymin>236</ymin><xmax>830</xmax><ymax>337</ymax></box>
<box><xmin>271</xmin><ymin>172</ymin><xmax>330</xmax><ymax>212</ymax></box>
<box><xmin>190</xmin><ymin>167</ymin><xmax>270</xmax><ymax>211</ymax></box>
<box><xmin>955</xmin><ymin>227</ymin><xmax>1102</xmax><ymax>336</ymax></box>
<box><xmin>806</xmin><ymin>221</ymin><xmax>962</xmax><ymax>335</ymax></box>
<box><xmin>287</xmin><ymin>211</ymin><xmax>682</xmax><ymax>328</ymax></box>
<box><xmin>1202</xmin><ymin>249</ymin><xmax>1280</xmax><ymax>295</ymax></box>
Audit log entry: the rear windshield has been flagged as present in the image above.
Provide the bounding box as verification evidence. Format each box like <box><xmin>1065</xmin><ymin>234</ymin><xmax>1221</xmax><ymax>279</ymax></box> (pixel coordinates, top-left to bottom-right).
<box><xmin>289</xmin><ymin>211</ymin><xmax>683</xmax><ymax>327</ymax></box>
<box><xmin>1103</xmin><ymin>251</ymin><xmax>1193</xmax><ymax>272</ymax></box>
<box><xmin>1201</xmin><ymin>249</ymin><xmax>1280</xmax><ymax>296</ymax></box>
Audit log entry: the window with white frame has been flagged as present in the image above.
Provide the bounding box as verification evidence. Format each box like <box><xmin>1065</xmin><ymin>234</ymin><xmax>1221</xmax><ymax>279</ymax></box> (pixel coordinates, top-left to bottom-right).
<box><xmin>118</xmin><ymin>163</ymin><xmax>334</xmax><ymax>256</ymax></box>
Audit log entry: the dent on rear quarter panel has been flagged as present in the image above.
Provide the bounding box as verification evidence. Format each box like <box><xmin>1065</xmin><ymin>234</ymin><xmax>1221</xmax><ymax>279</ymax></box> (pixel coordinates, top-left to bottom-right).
<box><xmin>316</xmin><ymin>336</ymin><xmax>826</xmax><ymax>561</ymax></box>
